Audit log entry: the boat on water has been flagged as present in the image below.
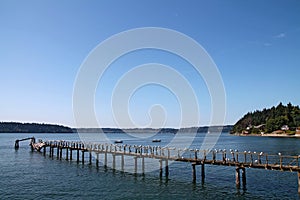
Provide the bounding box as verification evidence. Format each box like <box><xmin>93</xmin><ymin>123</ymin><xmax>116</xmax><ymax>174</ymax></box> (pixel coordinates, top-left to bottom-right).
<box><xmin>114</xmin><ymin>140</ymin><xmax>123</xmax><ymax>144</ymax></box>
<box><xmin>152</xmin><ymin>139</ymin><xmax>161</xmax><ymax>143</ymax></box>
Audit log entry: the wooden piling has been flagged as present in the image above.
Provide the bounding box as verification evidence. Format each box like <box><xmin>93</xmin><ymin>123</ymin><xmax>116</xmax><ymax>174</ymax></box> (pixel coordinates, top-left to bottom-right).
<box><xmin>242</xmin><ymin>167</ymin><xmax>246</xmax><ymax>188</ymax></box>
<box><xmin>201</xmin><ymin>162</ymin><xmax>205</xmax><ymax>183</ymax></box>
<box><xmin>112</xmin><ymin>154</ymin><xmax>116</xmax><ymax>170</ymax></box>
<box><xmin>57</xmin><ymin>146</ymin><xmax>59</xmax><ymax>159</ymax></box>
<box><xmin>82</xmin><ymin>150</ymin><xmax>85</xmax><ymax>164</ymax></box>
<box><xmin>77</xmin><ymin>149</ymin><xmax>80</xmax><ymax>163</ymax></box>
<box><xmin>298</xmin><ymin>171</ymin><xmax>300</xmax><ymax>194</ymax></box>
<box><xmin>236</xmin><ymin>167</ymin><xmax>241</xmax><ymax>189</ymax></box>
<box><xmin>49</xmin><ymin>145</ymin><xmax>52</xmax><ymax>157</ymax></box>
<box><xmin>70</xmin><ymin>148</ymin><xmax>73</xmax><ymax>160</ymax></box>
<box><xmin>192</xmin><ymin>163</ymin><xmax>196</xmax><ymax>183</ymax></box>
<box><xmin>104</xmin><ymin>152</ymin><xmax>107</xmax><ymax>168</ymax></box>
<box><xmin>134</xmin><ymin>157</ymin><xmax>137</xmax><ymax>174</ymax></box>
<box><xmin>51</xmin><ymin>145</ymin><xmax>54</xmax><ymax>158</ymax></box>
<box><xmin>66</xmin><ymin>147</ymin><xmax>69</xmax><ymax>160</ymax></box>
<box><xmin>59</xmin><ymin>146</ymin><xmax>63</xmax><ymax>160</ymax></box>
<box><xmin>121</xmin><ymin>155</ymin><xmax>124</xmax><ymax>172</ymax></box>
<box><xmin>43</xmin><ymin>145</ymin><xmax>46</xmax><ymax>156</ymax></box>
<box><xmin>165</xmin><ymin>159</ymin><xmax>169</xmax><ymax>177</ymax></box>
<box><xmin>159</xmin><ymin>159</ymin><xmax>163</xmax><ymax>178</ymax></box>
<box><xmin>96</xmin><ymin>153</ymin><xmax>99</xmax><ymax>167</ymax></box>
<box><xmin>89</xmin><ymin>151</ymin><xmax>92</xmax><ymax>165</ymax></box>
<box><xmin>142</xmin><ymin>157</ymin><xmax>145</xmax><ymax>175</ymax></box>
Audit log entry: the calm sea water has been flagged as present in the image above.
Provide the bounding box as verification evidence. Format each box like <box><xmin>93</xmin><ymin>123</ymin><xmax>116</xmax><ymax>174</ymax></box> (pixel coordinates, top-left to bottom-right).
<box><xmin>1</xmin><ymin>132</ymin><xmax>300</xmax><ymax>199</ymax></box>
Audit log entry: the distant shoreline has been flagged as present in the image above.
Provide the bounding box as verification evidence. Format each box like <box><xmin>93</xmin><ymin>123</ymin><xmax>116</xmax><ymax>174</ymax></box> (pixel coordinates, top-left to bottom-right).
<box><xmin>232</xmin><ymin>133</ymin><xmax>300</xmax><ymax>138</ymax></box>
<box><xmin>0</xmin><ymin>122</ymin><xmax>233</xmax><ymax>133</ymax></box>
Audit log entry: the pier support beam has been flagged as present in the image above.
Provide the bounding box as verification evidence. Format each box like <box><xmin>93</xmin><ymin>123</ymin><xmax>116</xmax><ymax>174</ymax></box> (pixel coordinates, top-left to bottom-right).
<box><xmin>57</xmin><ymin>147</ymin><xmax>59</xmax><ymax>159</ymax></box>
<box><xmin>43</xmin><ymin>146</ymin><xmax>46</xmax><ymax>156</ymax></box>
<box><xmin>77</xmin><ymin>149</ymin><xmax>79</xmax><ymax>163</ymax></box>
<box><xmin>236</xmin><ymin>167</ymin><xmax>241</xmax><ymax>189</ymax></box>
<box><xmin>112</xmin><ymin>154</ymin><xmax>116</xmax><ymax>170</ymax></box>
<box><xmin>96</xmin><ymin>153</ymin><xmax>99</xmax><ymax>168</ymax></box>
<box><xmin>134</xmin><ymin>157</ymin><xmax>137</xmax><ymax>174</ymax></box>
<box><xmin>242</xmin><ymin>167</ymin><xmax>246</xmax><ymax>189</ymax></box>
<box><xmin>165</xmin><ymin>159</ymin><xmax>169</xmax><ymax>177</ymax></box>
<box><xmin>121</xmin><ymin>155</ymin><xmax>124</xmax><ymax>172</ymax></box>
<box><xmin>298</xmin><ymin>171</ymin><xmax>300</xmax><ymax>194</ymax></box>
<box><xmin>104</xmin><ymin>152</ymin><xmax>107</xmax><ymax>168</ymax></box>
<box><xmin>201</xmin><ymin>163</ymin><xmax>205</xmax><ymax>183</ymax></box>
<box><xmin>192</xmin><ymin>164</ymin><xmax>196</xmax><ymax>183</ymax></box>
<box><xmin>159</xmin><ymin>160</ymin><xmax>163</xmax><ymax>178</ymax></box>
<box><xmin>82</xmin><ymin>151</ymin><xmax>85</xmax><ymax>164</ymax></box>
<box><xmin>51</xmin><ymin>146</ymin><xmax>54</xmax><ymax>159</ymax></box>
<box><xmin>70</xmin><ymin>149</ymin><xmax>73</xmax><ymax>160</ymax></box>
<box><xmin>142</xmin><ymin>157</ymin><xmax>145</xmax><ymax>175</ymax></box>
<box><xmin>89</xmin><ymin>151</ymin><xmax>92</xmax><ymax>165</ymax></box>
<box><xmin>59</xmin><ymin>147</ymin><xmax>63</xmax><ymax>160</ymax></box>
<box><xmin>66</xmin><ymin>148</ymin><xmax>69</xmax><ymax>160</ymax></box>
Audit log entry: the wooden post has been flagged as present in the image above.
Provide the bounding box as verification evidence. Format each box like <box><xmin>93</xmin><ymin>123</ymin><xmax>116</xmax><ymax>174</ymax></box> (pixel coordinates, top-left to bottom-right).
<box><xmin>121</xmin><ymin>155</ymin><xmax>124</xmax><ymax>172</ymax></box>
<box><xmin>112</xmin><ymin>154</ymin><xmax>116</xmax><ymax>170</ymax></box>
<box><xmin>57</xmin><ymin>146</ymin><xmax>59</xmax><ymax>159</ymax></box>
<box><xmin>236</xmin><ymin>167</ymin><xmax>241</xmax><ymax>189</ymax></box>
<box><xmin>192</xmin><ymin>164</ymin><xmax>196</xmax><ymax>183</ymax></box>
<box><xmin>70</xmin><ymin>148</ymin><xmax>73</xmax><ymax>160</ymax></box>
<box><xmin>165</xmin><ymin>159</ymin><xmax>169</xmax><ymax>177</ymax></box>
<box><xmin>104</xmin><ymin>152</ymin><xmax>107</xmax><ymax>168</ymax></box>
<box><xmin>242</xmin><ymin>167</ymin><xmax>246</xmax><ymax>188</ymax></box>
<box><xmin>298</xmin><ymin>171</ymin><xmax>300</xmax><ymax>194</ymax></box>
<box><xmin>89</xmin><ymin>151</ymin><xmax>92</xmax><ymax>165</ymax></box>
<box><xmin>59</xmin><ymin>146</ymin><xmax>63</xmax><ymax>160</ymax></box>
<box><xmin>96</xmin><ymin>153</ymin><xmax>99</xmax><ymax>168</ymax></box>
<box><xmin>134</xmin><ymin>157</ymin><xmax>137</xmax><ymax>174</ymax></box>
<box><xmin>159</xmin><ymin>159</ymin><xmax>163</xmax><ymax>178</ymax></box>
<box><xmin>43</xmin><ymin>145</ymin><xmax>46</xmax><ymax>156</ymax></box>
<box><xmin>77</xmin><ymin>149</ymin><xmax>80</xmax><ymax>163</ymax></box>
<box><xmin>66</xmin><ymin>147</ymin><xmax>69</xmax><ymax>160</ymax></box>
<box><xmin>142</xmin><ymin>157</ymin><xmax>145</xmax><ymax>175</ymax></box>
<box><xmin>82</xmin><ymin>150</ymin><xmax>85</xmax><ymax>164</ymax></box>
<box><xmin>51</xmin><ymin>146</ymin><xmax>54</xmax><ymax>158</ymax></box>
<box><xmin>14</xmin><ymin>140</ymin><xmax>19</xmax><ymax>149</ymax></box>
<box><xmin>201</xmin><ymin>163</ymin><xmax>205</xmax><ymax>183</ymax></box>
<box><xmin>49</xmin><ymin>145</ymin><xmax>52</xmax><ymax>157</ymax></box>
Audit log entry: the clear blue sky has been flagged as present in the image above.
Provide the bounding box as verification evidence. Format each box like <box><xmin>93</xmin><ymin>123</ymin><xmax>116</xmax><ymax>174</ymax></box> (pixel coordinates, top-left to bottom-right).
<box><xmin>1</xmin><ymin>0</ymin><xmax>300</xmax><ymax>128</ymax></box>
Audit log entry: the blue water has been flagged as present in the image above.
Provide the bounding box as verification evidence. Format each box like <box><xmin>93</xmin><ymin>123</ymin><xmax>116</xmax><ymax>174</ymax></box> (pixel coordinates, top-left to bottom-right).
<box><xmin>1</xmin><ymin>132</ymin><xmax>300</xmax><ymax>199</ymax></box>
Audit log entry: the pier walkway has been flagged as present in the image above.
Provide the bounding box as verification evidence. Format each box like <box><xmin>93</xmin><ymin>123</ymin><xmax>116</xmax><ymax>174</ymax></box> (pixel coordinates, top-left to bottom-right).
<box><xmin>20</xmin><ymin>139</ymin><xmax>300</xmax><ymax>193</ymax></box>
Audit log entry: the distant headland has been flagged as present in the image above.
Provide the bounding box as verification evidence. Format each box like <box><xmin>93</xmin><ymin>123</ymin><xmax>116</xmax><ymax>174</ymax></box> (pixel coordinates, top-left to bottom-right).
<box><xmin>0</xmin><ymin>122</ymin><xmax>73</xmax><ymax>133</ymax></box>
<box><xmin>230</xmin><ymin>102</ymin><xmax>300</xmax><ymax>137</ymax></box>
<box><xmin>0</xmin><ymin>122</ymin><xmax>232</xmax><ymax>133</ymax></box>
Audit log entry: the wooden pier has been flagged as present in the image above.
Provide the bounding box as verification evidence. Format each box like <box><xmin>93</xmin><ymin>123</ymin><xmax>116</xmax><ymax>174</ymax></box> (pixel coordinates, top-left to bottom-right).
<box><xmin>21</xmin><ymin>139</ymin><xmax>300</xmax><ymax>193</ymax></box>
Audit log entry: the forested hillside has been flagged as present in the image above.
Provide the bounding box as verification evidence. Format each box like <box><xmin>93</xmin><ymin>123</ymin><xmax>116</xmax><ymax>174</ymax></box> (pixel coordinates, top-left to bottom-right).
<box><xmin>0</xmin><ymin>122</ymin><xmax>73</xmax><ymax>133</ymax></box>
<box><xmin>231</xmin><ymin>103</ymin><xmax>300</xmax><ymax>134</ymax></box>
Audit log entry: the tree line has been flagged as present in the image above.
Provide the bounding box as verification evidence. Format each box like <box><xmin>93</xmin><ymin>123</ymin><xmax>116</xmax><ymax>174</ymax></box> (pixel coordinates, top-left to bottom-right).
<box><xmin>0</xmin><ymin>122</ymin><xmax>73</xmax><ymax>133</ymax></box>
<box><xmin>231</xmin><ymin>102</ymin><xmax>300</xmax><ymax>134</ymax></box>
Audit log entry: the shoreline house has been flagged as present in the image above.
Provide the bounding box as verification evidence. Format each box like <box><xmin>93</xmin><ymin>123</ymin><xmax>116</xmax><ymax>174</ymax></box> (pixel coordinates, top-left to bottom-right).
<box><xmin>281</xmin><ymin>125</ymin><xmax>289</xmax><ymax>131</ymax></box>
<box><xmin>296</xmin><ymin>127</ymin><xmax>300</xmax><ymax>135</ymax></box>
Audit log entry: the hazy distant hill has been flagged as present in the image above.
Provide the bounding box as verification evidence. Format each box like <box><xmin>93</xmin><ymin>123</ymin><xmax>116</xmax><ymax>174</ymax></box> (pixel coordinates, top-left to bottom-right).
<box><xmin>0</xmin><ymin>122</ymin><xmax>73</xmax><ymax>133</ymax></box>
<box><xmin>74</xmin><ymin>125</ymin><xmax>233</xmax><ymax>133</ymax></box>
<box><xmin>0</xmin><ymin>122</ymin><xmax>232</xmax><ymax>133</ymax></box>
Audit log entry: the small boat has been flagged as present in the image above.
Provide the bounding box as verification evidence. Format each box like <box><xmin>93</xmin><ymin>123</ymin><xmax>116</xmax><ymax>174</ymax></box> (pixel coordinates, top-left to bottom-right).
<box><xmin>152</xmin><ymin>139</ymin><xmax>161</xmax><ymax>143</ymax></box>
<box><xmin>114</xmin><ymin>140</ymin><xmax>123</xmax><ymax>144</ymax></box>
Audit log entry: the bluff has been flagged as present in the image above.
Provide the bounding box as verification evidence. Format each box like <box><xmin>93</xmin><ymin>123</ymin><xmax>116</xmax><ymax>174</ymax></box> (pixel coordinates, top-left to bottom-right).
<box><xmin>231</xmin><ymin>103</ymin><xmax>300</xmax><ymax>134</ymax></box>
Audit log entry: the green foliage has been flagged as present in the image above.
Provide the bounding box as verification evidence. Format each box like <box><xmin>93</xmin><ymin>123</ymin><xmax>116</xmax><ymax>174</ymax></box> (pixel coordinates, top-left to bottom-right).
<box><xmin>231</xmin><ymin>102</ymin><xmax>300</xmax><ymax>134</ymax></box>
